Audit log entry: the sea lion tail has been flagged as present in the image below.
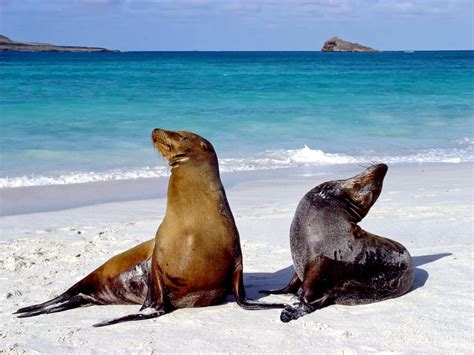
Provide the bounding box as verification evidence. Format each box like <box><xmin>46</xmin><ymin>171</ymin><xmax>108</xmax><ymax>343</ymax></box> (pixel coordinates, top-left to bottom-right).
<box><xmin>259</xmin><ymin>289</ymin><xmax>287</xmax><ymax>295</ymax></box>
<box><xmin>235</xmin><ymin>297</ymin><xmax>286</xmax><ymax>310</ymax></box>
<box><xmin>232</xmin><ymin>266</ymin><xmax>286</xmax><ymax>310</ymax></box>
<box><xmin>93</xmin><ymin>307</ymin><xmax>165</xmax><ymax>327</ymax></box>
<box><xmin>14</xmin><ymin>286</ymin><xmax>97</xmax><ymax>318</ymax></box>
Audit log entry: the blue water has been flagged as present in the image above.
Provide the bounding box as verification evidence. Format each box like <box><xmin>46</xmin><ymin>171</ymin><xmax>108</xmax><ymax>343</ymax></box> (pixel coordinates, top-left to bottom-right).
<box><xmin>1</xmin><ymin>51</ymin><xmax>473</xmax><ymax>187</ymax></box>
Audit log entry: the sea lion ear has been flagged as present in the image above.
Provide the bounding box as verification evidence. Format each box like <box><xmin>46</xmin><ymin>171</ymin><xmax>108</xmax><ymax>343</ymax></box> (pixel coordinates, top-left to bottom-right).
<box><xmin>200</xmin><ymin>141</ymin><xmax>210</xmax><ymax>150</ymax></box>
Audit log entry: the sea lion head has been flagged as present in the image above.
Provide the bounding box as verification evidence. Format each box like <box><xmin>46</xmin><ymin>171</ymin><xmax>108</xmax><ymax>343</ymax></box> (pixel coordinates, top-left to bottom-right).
<box><xmin>337</xmin><ymin>163</ymin><xmax>388</xmax><ymax>221</ymax></box>
<box><xmin>151</xmin><ymin>128</ymin><xmax>217</xmax><ymax>168</ymax></box>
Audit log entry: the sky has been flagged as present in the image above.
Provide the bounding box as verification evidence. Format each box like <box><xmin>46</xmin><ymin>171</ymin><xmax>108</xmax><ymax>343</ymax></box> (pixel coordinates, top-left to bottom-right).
<box><xmin>0</xmin><ymin>0</ymin><xmax>472</xmax><ymax>51</ymax></box>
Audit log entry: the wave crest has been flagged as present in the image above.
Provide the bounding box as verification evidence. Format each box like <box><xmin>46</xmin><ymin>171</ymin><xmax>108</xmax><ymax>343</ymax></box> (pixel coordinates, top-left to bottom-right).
<box><xmin>1</xmin><ymin>144</ymin><xmax>472</xmax><ymax>188</ymax></box>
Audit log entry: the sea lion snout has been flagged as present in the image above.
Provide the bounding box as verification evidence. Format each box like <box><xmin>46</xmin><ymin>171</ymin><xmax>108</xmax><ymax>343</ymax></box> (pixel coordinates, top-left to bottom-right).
<box><xmin>340</xmin><ymin>163</ymin><xmax>388</xmax><ymax>217</ymax></box>
<box><xmin>366</xmin><ymin>163</ymin><xmax>388</xmax><ymax>180</ymax></box>
<box><xmin>348</xmin><ymin>163</ymin><xmax>387</xmax><ymax>185</ymax></box>
<box><xmin>151</xmin><ymin>128</ymin><xmax>167</xmax><ymax>144</ymax></box>
<box><xmin>151</xmin><ymin>129</ymin><xmax>217</xmax><ymax>167</ymax></box>
<box><xmin>151</xmin><ymin>128</ymin><xmax>175</xmax><ymax>158</ymax></box>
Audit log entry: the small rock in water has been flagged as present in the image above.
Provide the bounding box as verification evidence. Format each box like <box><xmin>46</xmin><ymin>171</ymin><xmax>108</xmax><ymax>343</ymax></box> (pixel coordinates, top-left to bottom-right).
<box><xmin>321</xmin><ymin>36</ymin><xmax>377</xmax><ymax>52</ymax></box>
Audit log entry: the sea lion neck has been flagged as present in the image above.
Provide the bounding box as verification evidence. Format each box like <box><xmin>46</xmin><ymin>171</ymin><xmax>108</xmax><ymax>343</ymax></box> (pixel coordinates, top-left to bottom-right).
<box><xmin>168</xmin><ymin>152</ymin><xmax>218</xmax><ymax>171</ymax></box>
<box><xmin>169</xmin><ymin>155</ymin><xmax>220</xmax><ymax>181</ymax></box>
<box><xmin>166</xmin><ymin>159</ymin><xmax>224</xmax><ymax>212</ymax></box>
<box><xmin>310</xmin><ymin>181</ymin><xmax>364</xmax><ymax>223</ymax></box>
<box><xmin>341</xmin><ymin>197</ymin><xmax>364</xmax><ymax>223</ymax></box>
<box><xmin>338</xmin><ymin>164</ymin><xmax>388</xmax><ymax>221</ymax></box>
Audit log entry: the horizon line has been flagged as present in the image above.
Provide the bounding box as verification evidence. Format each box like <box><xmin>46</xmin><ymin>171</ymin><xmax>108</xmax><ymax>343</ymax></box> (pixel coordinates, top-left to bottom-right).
<box><xmin>2</xmin><ymin>49</ymin><xmax>473</xmax><ymax>53</ymax></box>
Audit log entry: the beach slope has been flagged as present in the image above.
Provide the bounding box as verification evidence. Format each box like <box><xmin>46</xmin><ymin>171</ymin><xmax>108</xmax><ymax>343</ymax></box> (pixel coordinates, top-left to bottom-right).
<box><xmin>0</xmin><ymin>163</ymin><xmax>472</xmax><ymax>353</ymax></box>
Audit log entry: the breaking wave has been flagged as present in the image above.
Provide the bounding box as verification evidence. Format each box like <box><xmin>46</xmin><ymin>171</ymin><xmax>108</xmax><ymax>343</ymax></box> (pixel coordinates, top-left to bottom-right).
<box><xmin>1</xmin><ymin>144</ymin><xmax>472</xmax><ymax>188</ymax></box>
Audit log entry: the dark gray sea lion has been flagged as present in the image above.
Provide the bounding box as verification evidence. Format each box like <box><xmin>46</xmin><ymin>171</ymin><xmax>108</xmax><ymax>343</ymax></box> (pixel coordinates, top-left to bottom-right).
<box><xmin>93</xmin><ymin>129</ymin><xmax>284</xmax><ymax>326</ymax></box>
<box><xmin>263</xmin><ymin>164</ymin><xmax>414</xmax><ymax>322</ymax></box>
<box><xmin>15</xmin><ymin>239</ymin><xmax>154</xmax><ymax>317</ymax></box>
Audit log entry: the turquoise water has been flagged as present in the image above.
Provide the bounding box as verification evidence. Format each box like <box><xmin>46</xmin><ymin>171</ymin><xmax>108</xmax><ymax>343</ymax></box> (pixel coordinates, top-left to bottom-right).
<box><xmin>1</xmin><ymin>51</ymin><xmax>473</xmax><ymax>187</ymax></box>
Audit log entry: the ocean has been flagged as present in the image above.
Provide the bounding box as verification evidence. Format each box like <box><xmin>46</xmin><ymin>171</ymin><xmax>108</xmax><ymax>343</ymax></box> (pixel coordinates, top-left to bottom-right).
<box><xmin>1</xmin><ymin>51</ymin><xmax>473</xmax><ymax>188</ymax></box>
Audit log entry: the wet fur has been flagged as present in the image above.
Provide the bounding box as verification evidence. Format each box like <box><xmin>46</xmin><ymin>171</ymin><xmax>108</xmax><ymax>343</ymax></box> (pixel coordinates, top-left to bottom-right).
<box><xmin>265</xmin><ymin>164</ymin><xmax>414</xmax><ymax>322</ymax></box>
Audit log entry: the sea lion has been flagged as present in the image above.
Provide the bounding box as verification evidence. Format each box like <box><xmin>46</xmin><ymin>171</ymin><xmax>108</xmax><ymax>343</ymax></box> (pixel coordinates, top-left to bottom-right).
<box><xmin>262</xmin><ymin>164</ymin><xmax>414</xmax><ymax>322</ymax></box>
<box><xmin>15</xmin><ymin>239</ymin><xmax>154</xmax><ymax>317</ymax></box>
<box><xmin>93</xmin><ymin>129</ymin><xmax>284</xmax><ymax>327</ymax></box>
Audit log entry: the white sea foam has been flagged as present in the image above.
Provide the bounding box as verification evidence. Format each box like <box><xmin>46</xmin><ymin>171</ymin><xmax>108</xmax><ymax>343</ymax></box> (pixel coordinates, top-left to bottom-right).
<box><xmin>454</xmin><ymin>137</ymin><xmax>474</xmax><ymax>146</ymax></box>
<box><xmin>0</xmin><ymin>166</ymin><xmax>170</xmax><ymax>188</ymax></box>
<box><xmin>1</xmin><ymin>145</ymin><xmax>472</xmax><ymax>188</ymax></box>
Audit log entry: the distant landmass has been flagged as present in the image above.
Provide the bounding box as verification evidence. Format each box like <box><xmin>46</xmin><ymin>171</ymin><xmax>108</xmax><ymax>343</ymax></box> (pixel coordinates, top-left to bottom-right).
<box><xmin>321</xmin><ymin>37</ymin><xmax>378</xmax><ymax>52</ymax></box>
<box><xmin>0</xmin><ymin>34</ymin><xmax>118</xmax><ymax>52</ymax></box>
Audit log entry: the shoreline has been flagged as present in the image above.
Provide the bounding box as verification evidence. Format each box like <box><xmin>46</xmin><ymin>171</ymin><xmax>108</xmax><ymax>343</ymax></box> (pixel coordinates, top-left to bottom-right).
<box><xmin>0</xmin><ymin>161</ymin><xmax>471</xmax><ymax>217</ymax></box>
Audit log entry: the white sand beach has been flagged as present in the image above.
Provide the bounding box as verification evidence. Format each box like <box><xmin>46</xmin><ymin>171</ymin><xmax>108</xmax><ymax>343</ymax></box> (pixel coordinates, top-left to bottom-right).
<box><xmin>1</xmin><ymin>162</ymin><xmax>472</xmax><ymax>353</ymax></box>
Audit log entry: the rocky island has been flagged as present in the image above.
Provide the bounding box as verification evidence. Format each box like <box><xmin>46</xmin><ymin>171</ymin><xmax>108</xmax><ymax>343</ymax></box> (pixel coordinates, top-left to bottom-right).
<box><xmin>321</xmin><ymin>37</ymin><xmax>378</xmax><ymax>52</ymax></box>
<box><xmin>0</xmin><ymin>34</ymin><xmax>118</xmax><ymax>52</ymax></box>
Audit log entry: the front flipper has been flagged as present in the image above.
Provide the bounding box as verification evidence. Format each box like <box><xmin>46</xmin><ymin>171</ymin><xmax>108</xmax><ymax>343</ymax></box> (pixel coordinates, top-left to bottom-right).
<box><xmin>260</xmin><ymin>272</ymin><xmax>302</xmax><ymax>295</ymax></box>
<box><xmin>280</xmin><ymin>298</ymin><xmax>316</xmax><ymax>323</ymax></box>
<box><xmin>280</xmin><ymin>258</ymin><xmax>334</xmax><ymax>322</ymax></box>
<box><xmin>93</xmin><ymin>306</ymin><xmax>166</xmax><ymax>327</ymax></box>
<box><xmin>280</xmin><ymin>293</ymin><xmax>331</xmax><ymax>323</ymax></box>
<box><xmin>94</xmin><ymin>258</ymin><xmax>170</xmax><ymax>327</ymax></box>
<box><xmin>232</xmin><ymin>265</ymin><xmax>286</xmax><ymax>310</ymax></box>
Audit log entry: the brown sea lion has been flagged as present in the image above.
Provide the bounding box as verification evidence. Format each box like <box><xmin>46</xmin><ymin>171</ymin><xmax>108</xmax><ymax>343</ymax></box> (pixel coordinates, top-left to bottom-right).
<box><xmin>262</xmin><ymin>164</ymin><xmax>414</xmax><ymax>322</ymax></box>
<box><xmin>15</xmin><ymin>239</ymin><xmax>154</xmax><ymax>317</ymax></box>
<box><xmin>93</xmin><ymin>129</ymin><xmax>284</xmax><ymax>326</ymax></box>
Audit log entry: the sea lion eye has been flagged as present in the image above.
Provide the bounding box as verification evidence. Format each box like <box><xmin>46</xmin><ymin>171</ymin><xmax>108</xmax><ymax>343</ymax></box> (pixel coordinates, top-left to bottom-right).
<box><xmin>180</xmin><ymin>136</ymin><xmax>189</xmax><ymax>142</ymax></box>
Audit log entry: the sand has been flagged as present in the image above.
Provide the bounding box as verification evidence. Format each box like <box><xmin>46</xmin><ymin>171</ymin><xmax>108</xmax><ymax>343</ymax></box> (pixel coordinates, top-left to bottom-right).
<box><xmin>0</xmin><ymin>163</ymin><xmax>472</xmax><ymax>353</ymax></box>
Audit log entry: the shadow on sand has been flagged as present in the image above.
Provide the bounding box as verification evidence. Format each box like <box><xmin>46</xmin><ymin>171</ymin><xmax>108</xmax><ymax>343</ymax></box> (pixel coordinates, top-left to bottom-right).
<box><xmin>244</xmin><ymin>253</ymin><xmax>452</xmax><ymax>300</ymax></box>
<box><xmin>244</xmin><ymin>266</ymin><xmax>295</xmax><ymax>300</ymax></box>
<box><xmin>410</xmin><ymin>252</ymin><xmax>452</xmax><ymax>291</ymax></box>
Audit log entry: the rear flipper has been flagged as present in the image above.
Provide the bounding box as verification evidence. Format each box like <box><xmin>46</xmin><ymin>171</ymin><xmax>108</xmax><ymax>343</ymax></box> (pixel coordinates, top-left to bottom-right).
<box><xmin>14</xmin><ymin>292</ymin><xmax>99</xmax><ymax>318</ymax></box>
<box><xmin>232</xmin><ymin>265</ymin><xmax>286</xmax><ymax>310</ymax></box>
<box><xmin>93</xmin><ymin>306</ymin><xmax>166</xmax><ymax>327</ymax></box>
<box><xmin>260</xmin><ymin>272</ymin><xmax>302</xmax><ymax>295</ymax></box>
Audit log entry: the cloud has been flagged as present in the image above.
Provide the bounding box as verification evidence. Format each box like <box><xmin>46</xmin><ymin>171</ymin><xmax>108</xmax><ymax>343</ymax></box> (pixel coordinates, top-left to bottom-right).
<box><xmin>1</xmin><ymin>0</ymin><xmax>470</xmax><ymax>19</ymax></box>
<box><xmin>78</xmin><ymin>0</ymin><xmax>122</xmax><ymax>3</ymax></box>
<box><xmin>219</xmin><ymin>0</ymin><xmax>356</xmax><ymax>16</ymax></box>
<box><xmin>221</xmin><ymin>2</ymin><xmax>262</xmax><ymax>14</ymax></box>
<box><xmin>0</xmin><ymin>0</ymin><xmax>356</xmax><ymax>15</ymax></box>
<box><xmin>120</xmin><ymin>0</ymin><xmax>470</xmax><ymax>19</ymax></box>
<box><xmin>374</xmin><ymin>0</ymin><xmax>472</xmax><ymax>16</ymax></box>
<box><xmin>125</xmin><ymin>0</ymin><xmax>216</xmax><ymax>19</ymax></box>
<box><xmin>0</xmin><ymin>0</ymin><xmax>125</xmax><ymax>15</ymax></box>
